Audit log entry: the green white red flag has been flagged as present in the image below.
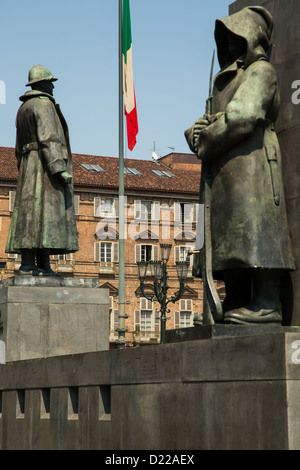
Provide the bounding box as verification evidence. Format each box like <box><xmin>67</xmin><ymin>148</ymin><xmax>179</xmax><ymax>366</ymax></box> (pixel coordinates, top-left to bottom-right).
<box><xmin>122</xmin><ymin>0</ymin><xmax>138</xmax><ymax>151</ymax></box>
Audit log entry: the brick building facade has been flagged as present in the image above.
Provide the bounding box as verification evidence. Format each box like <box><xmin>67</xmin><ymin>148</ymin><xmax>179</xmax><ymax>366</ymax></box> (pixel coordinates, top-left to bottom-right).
<box><xmin>0</xmin><ymin>147</ymin><xmax>224</xmax><ymax>345</ymax></box>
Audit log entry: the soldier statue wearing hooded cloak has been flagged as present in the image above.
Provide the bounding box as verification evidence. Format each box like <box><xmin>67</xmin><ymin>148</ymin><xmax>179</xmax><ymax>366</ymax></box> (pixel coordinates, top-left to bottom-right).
<box><xmin>185</xmin><ymin>6</ymin><xmax>295</xmax><ymax>325</ymax></box>
<box><xmin>6</xmin><ymin>65</ymin><xmax>79</xmax><ymax>276</ymax></box>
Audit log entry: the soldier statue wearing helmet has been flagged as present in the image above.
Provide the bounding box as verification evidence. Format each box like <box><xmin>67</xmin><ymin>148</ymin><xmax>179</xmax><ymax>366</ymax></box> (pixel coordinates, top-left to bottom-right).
<box><xmin>6</xmin><ymin>65</ymin><xmax>79</xmax><ymax>276</ymax></box>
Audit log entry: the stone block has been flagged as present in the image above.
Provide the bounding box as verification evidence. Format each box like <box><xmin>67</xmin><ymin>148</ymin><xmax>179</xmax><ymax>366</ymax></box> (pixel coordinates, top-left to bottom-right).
<box><xmin>0</xmin><ymin>277</ymin><xmax>109</xmax><ymax>362</ymax></box>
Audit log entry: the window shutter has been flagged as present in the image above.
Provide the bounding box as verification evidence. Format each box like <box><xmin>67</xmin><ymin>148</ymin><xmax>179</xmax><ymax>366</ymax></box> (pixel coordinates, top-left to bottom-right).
<box><xmin>154</xmin><ymin>310</ymin><xmax>160</xmax><ymax>334</ymax></box>
<box><xmin>9</xmin><ymin>191</ymin><xmax>16</xmax><ymax>212</ymax></box>
<box><xmin>174</xmin><ymin>202</ymin><xmax>181</xmax><ymax>222</ymax></box>
<box><xmin>109</xmin><ymin>296</ymin><xmax>114</xmax><ymax>309</ymax></box>
<box><xmin>152</xmin><ymin>201</ymin><xmax>160</xmax><ymax>221</ymax></box>
<box><xmin>114</xmin><ymin>310</ymin><xmax>119</xmax><ymax>330</ymax></box>
<box><xmin>185</xmin><ymin>246</ymin><xmax>192</xmax><ymax>266</ymax></box>
<box><xmin>135</xmin><ymin>245</ymin><xmax>141</xmax><ymax>263</ymax></box>
<box><xmin>193</xmin><ymin>203</ymin><xmax>198</xmax><ymax>223</ymax></box>
<box><xmin>66</xmin><ymin>253</ymin><xmax>73</xmax><ymax>261</ymax></box>
<box><xmin>94</xmin><ymin>242</ymin><xmax>101</xmax><ymax>261</ymax></box>
<box><xmin>114</xmin><ymin>198</ymin><xmax>119</xmax><ymax>218</ymax></box>
<box><xmin>184</xmin><ymin>203</ymin><xmax>193</xmax><ymax>223</ymax></box>
<box><xmin>113</xmin><ymin>243</ymin><xmax>119</xmax><ymax>263</ymax></box>
<box><xmin>174</xmin><ymin>311</ymin><xmax>180</xmax><ymax>329</ymax></box>
<box><xmin>135</xmin><ymin>310</ymin><xmax>141</xmax><ymax>330</ymax></box>
<box><xmin>94</xmin><ymin>197</ymin><xmax>101</xmax><ymax>217</ymax></box>
<box><xmin>74</xmin><ymin>195</ymin><xmax>80</xmax><ymax>216</ymax></box>
<box><xmin>186</xmin><ymin>299</ymin><xmax>193</xmax><ymax>311</ymax></box>
<box><xmin>152</xmin><ymin>245</ymin><xmax>159</xmax><ymax>261</ymax></box>
<box><xmin>134</xmin><ymin>200</ymin><xmax>141</xmax><ymax>220</ymax></box>
<box><xmin>174</xmin><ymin>246</ymin><xmax>180</xmax><ymax>264</ymax></box>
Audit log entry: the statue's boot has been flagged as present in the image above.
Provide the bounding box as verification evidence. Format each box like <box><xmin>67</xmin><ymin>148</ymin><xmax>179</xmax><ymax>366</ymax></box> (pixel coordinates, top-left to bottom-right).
<box><xmin>224</xmin><ymin>269</ymin><xmax>282</xmax><ymax>325</ymax></box>
<box><xmin>36</xmin><ymin>249</ymin><xmax>62</xmax><ymax>277</ymax></box>
<box><xmin>19</xmin><ymin>250</ymin><xmax>43</xmax><ymax>276</ymax></box>
<box><xmin>222</xmin><ymin>269</ymin><xmax>252</xmax><ymax>314</ymax></box>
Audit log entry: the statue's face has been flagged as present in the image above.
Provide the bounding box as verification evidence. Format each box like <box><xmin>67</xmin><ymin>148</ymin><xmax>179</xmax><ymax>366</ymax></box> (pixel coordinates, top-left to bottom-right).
<box><xmin>41</xmin><ymin>81</ymin><xmax>55</xmax><ymax>96</ymax></box>
<box><xmin>227</xmin><ymin>32</ymin><xmax>245</xmax><ymax>62</ymax></box>
<box><xmin>33</xmin><ymin>80</ymin><xmax>55</xmax><ymax>96</ymax></box>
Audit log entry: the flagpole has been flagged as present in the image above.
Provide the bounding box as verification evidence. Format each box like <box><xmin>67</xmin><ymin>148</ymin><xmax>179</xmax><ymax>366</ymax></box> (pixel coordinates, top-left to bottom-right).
<box><xmin>117</xmin><ymin>0</ymin><xmax>128</xmax><ymax>349</ymax></box>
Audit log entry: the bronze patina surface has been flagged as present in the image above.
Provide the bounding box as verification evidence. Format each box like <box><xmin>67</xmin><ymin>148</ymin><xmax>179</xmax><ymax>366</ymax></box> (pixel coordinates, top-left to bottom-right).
<box><xmin>6</xmin><ymin>65</ymin><xmax>79</xmax><ymax>276</ymax></box>
<box><xmin>185</xmin><ymin>7</ymin><xmax>295</xmax><ymax>325</ymax></box>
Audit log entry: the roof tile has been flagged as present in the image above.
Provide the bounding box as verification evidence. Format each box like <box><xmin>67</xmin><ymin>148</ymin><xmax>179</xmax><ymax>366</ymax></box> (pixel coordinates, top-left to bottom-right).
<box><xmin>0</xmin><ymin>147</ymin><xmax>200</xmax><ymax>195</ymax></box>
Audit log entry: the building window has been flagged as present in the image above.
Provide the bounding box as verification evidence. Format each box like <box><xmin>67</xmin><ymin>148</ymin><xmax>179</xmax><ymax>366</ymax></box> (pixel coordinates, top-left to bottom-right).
<box><xmin>135</xmin><ymin>244</ymin><xmax>159</xmax><ymax>263</ymax></box>
<box><xmin>94</xmin><ymin>242</ymin><xmax>119</xmax><ymax>263</ymax></box>
<box><xmin>134</xmin><ymin>298</ymin><xmax>160</xmax><ymax>339</ymax></box>
<box><xmin>174</xmin><ymin>202</ymin><xmax>198</xmax><ymax>223</ymax></box>
<box><xmin>94</xmin><ymin>197</ymin><xmax>118</xmax><ymax>218</ymax></box>
<box><xmin>134</xmin><ymin>200</ymin><xmax>160</xmax><ymax>221</ymax></box>
<box><xmin>174</xmin><ymin>245</ymin><xmax>192</xmax><ymax>265</ymax></box>
<box><xmin>141</xmin><ymin>298</ymin><xmax>153</xmax><ymax>333</ymax></box>
<box><xmin>175</xmin><ymin>299</ymin><xmax>193</xmax><ymax>329</ymax></box>
<box><xmin>52</xmin><ymin>254</ymin><xmax>73</xmax><ymax>261</ymax></box>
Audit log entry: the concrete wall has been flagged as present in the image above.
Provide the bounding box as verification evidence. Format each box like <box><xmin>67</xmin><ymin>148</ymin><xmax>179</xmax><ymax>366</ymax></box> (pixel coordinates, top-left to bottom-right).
<box><xmin>0</xmin><ymin>332</ymin><xmax>300</xmax><ymax>450</ymax></box>
<box><xmin>230</xmin><ymin>1</ymin><xmax>300</xmax><ymax>325</ymax></box>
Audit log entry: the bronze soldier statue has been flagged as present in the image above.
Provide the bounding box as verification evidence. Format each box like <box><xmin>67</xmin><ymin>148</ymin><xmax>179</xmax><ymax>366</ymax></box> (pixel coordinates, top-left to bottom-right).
<box><xmin>185</xmin><ymin>7</ymin><xmax>295</xmax><ymax>325</ymax></box>
<box><xmin>6</xmin><ymin>65</ymin><xmax>79</xmax><ymax>276</ymax></box>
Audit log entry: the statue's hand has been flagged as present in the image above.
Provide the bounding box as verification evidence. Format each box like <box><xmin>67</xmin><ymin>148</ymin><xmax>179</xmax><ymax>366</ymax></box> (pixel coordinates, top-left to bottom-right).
<box><xmin>57</xmin><ymin>171</ymin><xmax>72</xmax><ymax>185</ymax></box>
<box><xmin>206</xmin><ymin>112</ymin><xmax>224</xmax><ymax>124</ymax></box>
<box><xmin>193</xmin><ymin>117</ymin><xmax>210</xmax><ymax>148</ymax></box>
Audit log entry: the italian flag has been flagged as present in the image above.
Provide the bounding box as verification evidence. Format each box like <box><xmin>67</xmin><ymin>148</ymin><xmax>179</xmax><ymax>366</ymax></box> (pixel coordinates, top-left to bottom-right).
<box><xmin>122</xmin><ymin>0</ymin><xmax>138</xmax><ymax>151</ymax></box>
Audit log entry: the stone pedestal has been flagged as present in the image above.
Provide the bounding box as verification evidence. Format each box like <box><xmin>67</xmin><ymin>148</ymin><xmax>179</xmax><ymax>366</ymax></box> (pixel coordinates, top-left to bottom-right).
<box><xmin>0</xmin><ymin>276</ymin><xmax>109</xmax><ymax>362</ymax></box>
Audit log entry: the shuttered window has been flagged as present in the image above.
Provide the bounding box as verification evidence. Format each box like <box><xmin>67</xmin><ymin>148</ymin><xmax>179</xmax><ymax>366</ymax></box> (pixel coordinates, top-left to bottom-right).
<box><xmin>178</xmin><ymin>299</ymin><xmax>193</xmax><ymax>328</ymax></box>
<box><xmin>135</xmin><ymin>244</ymin><xmax>159</xmax><ymax>263</ymax></box>
<box><xmin>174</xmin><ymin>245</ymin><xmax>192</xmax><ymax>265</ymax></box>
<box><xmin>134</xmin><ymin>200</ymin><xmax>160</xmax><ymax>221</ymax></box>
<box><xmin>94</xmin><ymin>242</ymin><xmax>119</xmax><ymax>262</ymax></box>
<box><xmin>94</xmin><ymin>197</ymin><xmax>119</xmax><ymax>218</ymax></box>
<box><xmin>174</xmin><ymin>202</ymin><xmax>198</xmax><ymax>223</ymax></box>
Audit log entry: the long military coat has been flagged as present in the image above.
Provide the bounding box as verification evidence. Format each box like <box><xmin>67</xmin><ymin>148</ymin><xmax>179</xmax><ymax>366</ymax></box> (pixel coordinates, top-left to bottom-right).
<box><xmin>185</xmin><ymin>7</ymin><xmax>295</xmax><ymax>275</ymax></box>
<box><xmin>6</xmin><ymin>90</ymin><xmax>79</xmax><ymax>254</ymax></box>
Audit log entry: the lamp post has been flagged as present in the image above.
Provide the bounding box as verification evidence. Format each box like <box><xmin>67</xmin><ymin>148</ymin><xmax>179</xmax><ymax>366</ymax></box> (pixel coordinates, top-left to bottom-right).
<box><xmin>137</xmin><ymin>244</ymin><xmax>189</xmax><ymax>344</ymax></box>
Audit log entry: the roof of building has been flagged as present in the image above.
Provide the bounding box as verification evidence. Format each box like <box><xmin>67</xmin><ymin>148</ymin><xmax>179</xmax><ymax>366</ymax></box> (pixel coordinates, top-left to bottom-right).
<box><xmin>0</xmin><ymin>146</ymin><xmax>201</xmax><ymax>195</ymax></box>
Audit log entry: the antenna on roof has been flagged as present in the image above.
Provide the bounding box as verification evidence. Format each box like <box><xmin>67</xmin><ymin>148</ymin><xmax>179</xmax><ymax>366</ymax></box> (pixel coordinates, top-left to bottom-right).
<box><xmin>168</xmin><ymin>146</ymin><xmax>175</xmax><ymax>152</ymax></box>
<box><xmin>152</xmin><ymin>141</ymin><xmax>158</xmax><ymax>161</ymax></box>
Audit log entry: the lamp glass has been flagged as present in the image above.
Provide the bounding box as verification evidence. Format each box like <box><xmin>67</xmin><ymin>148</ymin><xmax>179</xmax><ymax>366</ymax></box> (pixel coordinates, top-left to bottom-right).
<box><xmin>154</xmin><ymin>261</ymin><xmax>162</xmax><ymax>279</ymax></box>
<box><xmin>160</xmin><ymin>244</ymin><xmax>172</xmax><ymax>262</ymax></box>
<box><xmin>137</xmin><ymin>261</ymin><xmax>148</xmax><ymax>280</ymax></box>
<box><xmin>176</xmin><ymin>261</ymin><xmax>189</xmax><ymax>281</ymax></box>
<box><xmin>149</xmin><ymin>261</ymin><xmax>162</xmax><ymax>279</ymax></box>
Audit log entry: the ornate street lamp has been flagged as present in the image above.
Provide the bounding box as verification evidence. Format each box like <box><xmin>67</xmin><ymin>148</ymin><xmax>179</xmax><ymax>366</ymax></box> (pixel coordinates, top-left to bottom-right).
<box><xmin>137</xmin><ymin>244</ymin><xmax>189</xmax><ymax>344</ymax></box>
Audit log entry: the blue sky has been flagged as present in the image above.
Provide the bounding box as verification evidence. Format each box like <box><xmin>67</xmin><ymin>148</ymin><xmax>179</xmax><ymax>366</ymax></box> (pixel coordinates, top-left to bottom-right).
<box><xmin>0</xmin><ymin>0</ymin><xmax>231</xmax><ymax>160</ymax></box>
